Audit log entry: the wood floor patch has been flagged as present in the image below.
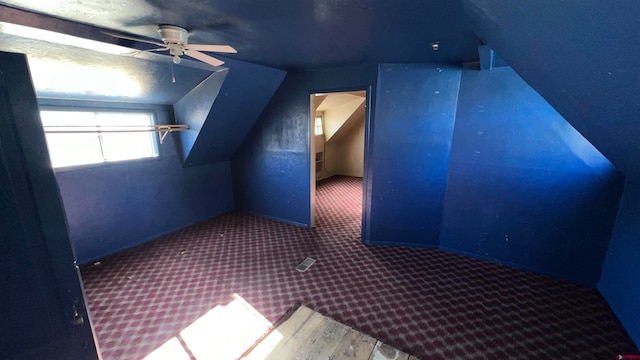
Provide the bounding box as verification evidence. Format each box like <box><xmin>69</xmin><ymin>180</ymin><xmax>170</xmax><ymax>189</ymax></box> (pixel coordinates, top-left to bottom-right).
<box><xmin>243</xmin><ymin>305</ymin><xmax>419</xmax><ymax>360</ymax></box>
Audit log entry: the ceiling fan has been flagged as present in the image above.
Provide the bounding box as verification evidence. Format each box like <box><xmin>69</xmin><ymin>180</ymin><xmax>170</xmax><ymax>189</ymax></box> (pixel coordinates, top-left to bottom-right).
<box><xmin>108</xmin><ymin>25</ymin><xmax>236</xmax><ymax>67</ymax></box>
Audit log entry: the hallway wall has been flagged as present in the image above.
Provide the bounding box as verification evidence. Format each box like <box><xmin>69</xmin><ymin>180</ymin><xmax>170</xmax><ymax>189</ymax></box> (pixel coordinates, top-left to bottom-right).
<box><xmin>324</xmin><ymin>116</ymin><xmax>365</xmax><ymax>178</ymax></box>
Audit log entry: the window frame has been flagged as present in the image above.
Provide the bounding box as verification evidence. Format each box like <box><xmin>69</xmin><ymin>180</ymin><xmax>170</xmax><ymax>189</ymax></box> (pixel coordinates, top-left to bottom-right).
<box><xmin>39</xmin><ymin>105</ymin><xmax>162</xmax><ymax>171</ymax></box>
<box><xmin>314</xmin><ymin>115</ymin><xmax>324</xmax><ymax>136</ymax></box>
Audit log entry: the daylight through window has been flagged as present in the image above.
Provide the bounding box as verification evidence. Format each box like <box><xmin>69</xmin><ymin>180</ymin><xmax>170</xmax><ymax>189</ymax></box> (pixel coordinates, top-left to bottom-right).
<box><xmin>315</xmin><ymin>116</ymin><xmax>323</xmax><ymax>136</ymax></box>
<box><xmin>40</xmin><ymin>110</ymin><xmax>158</xmax><ymax>168</ymax></box>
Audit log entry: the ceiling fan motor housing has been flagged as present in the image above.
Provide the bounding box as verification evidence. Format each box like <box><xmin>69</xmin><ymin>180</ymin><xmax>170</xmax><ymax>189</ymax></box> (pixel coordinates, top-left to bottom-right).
<box><xmin>158</xmin><ymin>25</ymin><xmax>190</xmax><ymax>45</ymax></box>
<box><xmin>104</xmin><ymin>24</ymin><xmax>231</xmax><ymax>67</ymax></box>
<box><xmin>153</xmin><ymin>24</ymin><xmax>230</xmax><ymax>66</ymax></box>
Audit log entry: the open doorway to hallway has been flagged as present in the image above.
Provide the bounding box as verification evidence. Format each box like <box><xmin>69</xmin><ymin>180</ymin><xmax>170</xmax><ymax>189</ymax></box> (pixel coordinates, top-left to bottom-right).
<box><xmin>310</xmin><ymin>90</ymin><xmax>366</xmax><ymax>239</ymax></box>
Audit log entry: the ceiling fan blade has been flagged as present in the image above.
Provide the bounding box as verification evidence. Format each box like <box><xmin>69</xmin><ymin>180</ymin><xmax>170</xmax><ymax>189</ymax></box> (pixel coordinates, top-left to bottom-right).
<box><xmin>184</xmin><ymin>49</ymin><xmax>225</xmax><ymax>66</ymax></box>
<box><xmin>185</xmin><ymin>44</ymin><xmax>237</xmax><ymax>53</ymax></box>
<box><xmin>102</xmin><ymin>30</ymin><xmax>165</xmax><ymax>47</ymax></box>
<box><xmin>145</xmin><ymin>47</ymin><xmax>170</xmax><ymax>52</ymax></box>
<box><xmin>120</xmin><ymin>47</ymin><xmax>168</xmax><ymax>57</ymax></box>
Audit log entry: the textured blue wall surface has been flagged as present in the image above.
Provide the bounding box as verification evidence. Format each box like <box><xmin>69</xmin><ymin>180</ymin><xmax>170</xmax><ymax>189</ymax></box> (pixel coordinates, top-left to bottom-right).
<box><xmin>182</xmin><ymin>59</ymin><xmax>287</xmax><ymax>166</ymax></box>
<box><xmin>232</xmin><ymin>66</ymin><xmax>376</xmax><ymax>226</ymax></box>
<box><xmin>441</xmin><ymin>67</ymin><xmax>624</xmax><ymax>285</ymax></box>
<box><xmin>234</xmin><ymin>64</ymin><xmax>623</xmax><ymax>286</ymax></box>
<box><xmin>460</xmin><ymin>0</ymin><xmax>639</xmax><ymax>339</ymax></box>
<box><xmin>44</xmin><ymin>100</ymin><xmax>234</xmax><ymax>264</ymax></box>
<box><xmin>0</xmin><ymin>52</ymin><xmax>98</xmax><ymax>359</ymax></box>
<box><xmin>368</xmin><ymin>64</ymin><xmax>461</xmax><ymax>246</ymax></box>
<box><xmin>599</xmin><ymin>181</ymin><xmax>640</xmax><ymax>346</ymax></box>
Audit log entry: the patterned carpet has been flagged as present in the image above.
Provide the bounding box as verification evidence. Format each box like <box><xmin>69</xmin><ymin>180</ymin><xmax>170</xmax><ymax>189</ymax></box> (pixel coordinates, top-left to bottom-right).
<box><xmin>81</xmin><ymin>175</ymin><xmax>638</xmax><ymax>359</ymax></box>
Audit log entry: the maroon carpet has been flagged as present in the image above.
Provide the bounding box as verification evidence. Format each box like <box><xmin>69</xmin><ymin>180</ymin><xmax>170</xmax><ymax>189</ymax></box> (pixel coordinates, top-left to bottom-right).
<box><xmin>81</xmin><ymin>175</ymin><xmax>638</xmax><ymax>359</ymax></box>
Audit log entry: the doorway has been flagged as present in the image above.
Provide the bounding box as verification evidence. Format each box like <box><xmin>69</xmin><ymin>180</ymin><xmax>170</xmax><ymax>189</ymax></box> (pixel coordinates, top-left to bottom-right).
<box><xmin>310</xmin><ymin>90</ymin><xmax>367</xmax><ymax>239</ymax></box>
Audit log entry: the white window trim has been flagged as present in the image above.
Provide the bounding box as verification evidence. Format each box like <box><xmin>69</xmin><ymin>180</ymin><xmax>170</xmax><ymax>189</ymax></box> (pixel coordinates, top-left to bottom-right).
<box><xmin>315</xmin><ymin>115</ymin><xmax>324</xmax><ymax>136</ymax></box>
<box><xmin>40</xmin><ymin>108</ymin><xmax>173</xmax><ymax>169</ymax></box>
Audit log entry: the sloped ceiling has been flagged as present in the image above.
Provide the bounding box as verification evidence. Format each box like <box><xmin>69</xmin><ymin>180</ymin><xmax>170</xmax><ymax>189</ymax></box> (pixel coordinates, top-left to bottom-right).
<box><xmin>328</xmin><ymin>103</ymin><xmax>366</xmax><ymax>144</ymax></box>
<box><xmin>462</xmin><ymin>0</ymin><xmax>640</xmax><ymax>178</ymax></box>
<box><xmin>317</xmin><ymin>93</ymin><xmax>363</xmax><ymax>112</ymax></box>
<box><xmin>1</xmin><ymin>0</ymin><xmax>635</xmax><ymax>172</ymax></box>
<box><xmin>176</xmin><ymin>58</ymin><xmax>286</xmax><ymax>166</ymax></box>
<box><xmin>0</xmin><ymin>0</ymin><xmax>480</xmax><ymax>69</ymax></box>
<box><xmin>318</xmin><ymin>94</ymin><xmax>365</xmax><ymax>142</ymax></box>
<box><xmin>0</xmin><ymin>26</ymin><xmax>214</xmax><ymax>104</ymax></box>
<box><xmin>0</xmin><ymin>0</ymin><xmax>481</xmax><ymax>166</ymax></box>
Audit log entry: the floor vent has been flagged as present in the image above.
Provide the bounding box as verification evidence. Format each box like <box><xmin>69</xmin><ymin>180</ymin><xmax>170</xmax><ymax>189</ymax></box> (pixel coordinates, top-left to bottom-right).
<box><xmin>295</xmin><ymin>257</ymin><xmax>316</xmax><ymax>272</ymax></box>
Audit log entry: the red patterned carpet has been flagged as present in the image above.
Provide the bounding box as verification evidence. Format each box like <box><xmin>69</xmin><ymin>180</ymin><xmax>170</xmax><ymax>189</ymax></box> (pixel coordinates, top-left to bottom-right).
<box><xmin>81</xmin><ymin>175</ymin><xmax>638</xmax><ymax>359</ymax></box>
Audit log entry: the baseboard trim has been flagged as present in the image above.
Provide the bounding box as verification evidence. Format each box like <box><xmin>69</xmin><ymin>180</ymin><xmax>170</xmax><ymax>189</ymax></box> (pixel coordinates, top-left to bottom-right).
<box><xmin>78</xmin><ymin>208</ymin><xmax>233</xmax><ymax>265</ymax></box>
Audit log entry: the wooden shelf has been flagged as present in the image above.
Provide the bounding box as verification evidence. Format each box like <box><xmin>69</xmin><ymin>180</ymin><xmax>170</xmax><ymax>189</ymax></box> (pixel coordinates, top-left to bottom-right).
<box><xmin>315</xmin><ymin>152</ymin><xmax>324</xmax><ymax>175</ymax></box>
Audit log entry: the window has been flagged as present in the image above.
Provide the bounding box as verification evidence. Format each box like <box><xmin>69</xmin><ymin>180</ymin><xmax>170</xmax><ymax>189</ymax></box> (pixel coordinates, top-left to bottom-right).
<box><xmin>40</xmin><ymin>110</ymin><xmax>158</xmax><ymax>168</ymax></box>
<box><xmin>315</xmin><ymin>116</ymin><xmax>324</xmax><ymax>136</ymax></box>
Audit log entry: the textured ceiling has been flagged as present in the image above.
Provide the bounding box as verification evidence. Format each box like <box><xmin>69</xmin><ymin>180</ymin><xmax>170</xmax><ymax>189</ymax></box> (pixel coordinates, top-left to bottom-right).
<box><xmin>0</xmin><ymin>23</ymin><xmax>215</xmax><ymax>104</ymax></box>
<box><xmin>0</xmin><ymin>0</ymin><xmax>481</xmax><ymax>70</ymax></box>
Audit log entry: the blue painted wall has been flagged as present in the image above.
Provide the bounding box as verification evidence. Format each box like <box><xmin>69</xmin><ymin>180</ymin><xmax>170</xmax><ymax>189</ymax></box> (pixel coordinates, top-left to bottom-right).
<box><xmin>367</xmin><ymin>65</ymin><xmax>623</xmax><ymax>285</ymax></box>
<box><xmin>367</xmin><ymin>64</ymin><xmax>461</xmax><ymax>246</ymax></box>
<box><xmin>460</xmin><ymin>0</ymin><xmax>639</xmax><ymax>344</ymax></box>
<box><xmin>233</xmin><ymin>63</ymin><xmax>623</xmax><ymax>286</ymax></box>
<box><xmin>1</xmin><ymin>52</ymin><xmax>98</xmax><ymax>359</ymax></box>
<box><xmin>440</xmin><ymin>67</ymin><xmax>624</xmax><ymax>285</ymax></box>
<box><xmin>599</xmin><ymin>182</ymin><xmax>640</xmax><ymax>345</ymax></box>
<box><xmin>41</xmin><ymin>100</ymin><xmax>234</xmax><ymax>264</ymax></box>
<box><xmin>232</xmin><ymin>66</ymin><xmax>376</xmax><ymax>226</ymax></box>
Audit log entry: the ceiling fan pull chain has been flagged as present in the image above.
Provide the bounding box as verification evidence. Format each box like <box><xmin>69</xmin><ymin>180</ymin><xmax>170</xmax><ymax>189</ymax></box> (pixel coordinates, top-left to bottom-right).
<box><xmin>171</xmin><ymin>62</ymin><xmax>176</xmax><ymax>83</ymax></box>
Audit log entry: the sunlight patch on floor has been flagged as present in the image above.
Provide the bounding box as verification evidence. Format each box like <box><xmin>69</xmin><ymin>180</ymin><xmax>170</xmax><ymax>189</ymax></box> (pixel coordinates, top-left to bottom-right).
<box><xmin>143</xmin><ymin>294</ymin><xmax>282</xmax><ymax>360</ymax></box>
